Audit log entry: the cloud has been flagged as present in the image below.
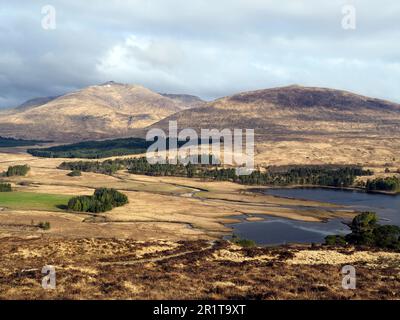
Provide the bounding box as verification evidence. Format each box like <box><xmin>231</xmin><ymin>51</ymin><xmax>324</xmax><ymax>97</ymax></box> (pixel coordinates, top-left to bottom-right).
<box><xmin>0</xmin><ymin>0</ymin><xmax>400</xmax><ymax>107</ymax></box>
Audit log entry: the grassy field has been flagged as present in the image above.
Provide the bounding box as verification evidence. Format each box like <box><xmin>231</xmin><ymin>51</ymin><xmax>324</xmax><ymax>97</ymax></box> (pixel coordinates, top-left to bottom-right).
<box><xmin>0</xmin><ymin>191</ymin><xmax>71</xmax><ymax>211</ymax></box>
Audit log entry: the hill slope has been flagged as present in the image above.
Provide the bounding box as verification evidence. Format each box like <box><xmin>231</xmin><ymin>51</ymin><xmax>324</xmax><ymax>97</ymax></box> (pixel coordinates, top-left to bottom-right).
<box><xmin>15</xmin><ymin>96</ymin><xmax>59</xmax><ymax>111</ymax></box>
<box><xmin>0</xmin><ymin>82</ymin><xmax>198</xmax><ymax>142</ymax></box>
<box><xmin>154</xmin><ymin>85</ymin><xmax>400</xmax><ymax>131</ymax></box>
<box><xmin>150</xmin><ymin>85</ymin><xmax>400</xmax><ymax>167</ymax></box>
<box><xmin>159</xmin><ymin>93</ymin><xmax>206</xmax><ymax>109</ymax></box>
<box><xmin>2</xmin><ymin>84</ymin><xmax>400</xmax><ymax>167</ymax></box>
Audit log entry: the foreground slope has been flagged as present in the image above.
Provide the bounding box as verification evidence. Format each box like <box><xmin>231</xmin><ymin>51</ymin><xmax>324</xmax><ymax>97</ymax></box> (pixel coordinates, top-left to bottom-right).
<box><xmin>1</xmin><ymin>238</ymin><xmax>399</xmax><ymax>299</ymax></box>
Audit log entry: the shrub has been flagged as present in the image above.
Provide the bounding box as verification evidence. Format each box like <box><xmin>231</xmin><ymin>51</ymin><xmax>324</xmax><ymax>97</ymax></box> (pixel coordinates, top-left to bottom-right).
<box><xmin>94</xmin><ymin>188</ymin><xmax>128</xmax><ymax>207</ymax></box>
<box><xmin>373</xmin><ymin>225</ymin><xmax>400</xmax><ymax>249</ymax></box>
<box><xmin>345</xmin><ymin>212</ymin><xmax>377</xmax><ymax>245</ymax></box>
<box><xmin>67</xmin><ymin>196</ymin><xmax>92</xmax><ymax>212</ymax></box>
<box><xmin>325</xmin><ymin>235</ymin><xmax>347</xmax><ymax>246</ymax></box>
<box><xmin>366</xmin><ymin>176</ymin><xmax>400</xmax><ymax>192</ymax></box>
<box><xmin>37</xmin><ymin>221</ymin><xmax>51</xmax><ymax>230</ymax></box>
<box><xmin>5</xmin><ymin>165</ymin><xmax>30</xmax><ymax>177</ymax></box>
<box><xmin>17</xmin><ymin>181</ymin><xmax>31</xmax><ymax>186</ymax></box>
<box><xmin>67</xmin><ymin>170</ymin><xmax>82</xmax><ymax>177</ymax></box>
<box><xmin>326</xmin><ymin>212</ymin><xmax>400</xmax><ymax>249</ymax></box>
<box><xmin>0</xmin><ymin>183</ymin><xmax>12</xmax><ymax>192</ymax></box>
<box><xmin>231</xmin><ymin>235</ymin><xmax>256</xmax><ymax>248</ymax></box>
<box><xmin>89</xmin><ymin>198</ymin><xmax>113</xmax><ymax>213</ymax></box>
<box><xmin>67</xmin><ymin>188</ymin><xmax>128</xmax><ymax>213</ymax></box>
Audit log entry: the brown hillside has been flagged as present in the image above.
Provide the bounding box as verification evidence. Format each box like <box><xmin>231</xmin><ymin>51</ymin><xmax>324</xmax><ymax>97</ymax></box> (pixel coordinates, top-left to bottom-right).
<box><xmin>150</xmin><ymin>85</ymin><xmax>400</xmax><ymax>167</ymax></box>
<box><xmin>0</xmin><ymin>82</ymin><xmax>194</xmax><ymax>142</ymax></box>
<box><xmin>159</xmin><ymin>93</ymin><xmax>206</xmax><ymax>109</ymax></box>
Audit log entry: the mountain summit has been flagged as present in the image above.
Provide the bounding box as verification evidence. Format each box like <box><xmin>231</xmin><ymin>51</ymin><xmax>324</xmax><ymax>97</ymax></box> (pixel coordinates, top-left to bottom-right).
<box><xmin>0</xmin><ymin>83</ymin><xmax>204</xmax><ymax>141</ymax></box>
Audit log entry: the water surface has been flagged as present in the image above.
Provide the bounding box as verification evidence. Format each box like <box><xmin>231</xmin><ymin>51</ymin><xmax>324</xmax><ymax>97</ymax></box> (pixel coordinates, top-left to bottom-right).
<box><xmin>228</xmin><ymin>188</ymin><xmax>400</xmax><ymax>245</ymax></box>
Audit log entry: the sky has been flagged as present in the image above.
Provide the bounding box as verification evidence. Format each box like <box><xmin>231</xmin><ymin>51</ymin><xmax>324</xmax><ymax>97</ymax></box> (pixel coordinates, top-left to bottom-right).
<box><xmin>0</xmin><ymin>0</ymin><xmax>400</xmax><ymax>108</ymax></box>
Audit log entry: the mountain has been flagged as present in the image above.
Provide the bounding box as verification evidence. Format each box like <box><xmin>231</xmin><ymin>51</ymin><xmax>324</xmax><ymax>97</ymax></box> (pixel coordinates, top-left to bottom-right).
<box><xmin>153</xmin><ymin>85</ymin><xmax>400</xmax><ymax>132</ymax></box>
<box><xmin>15</xmin><ymin>96</ymin><xmax>59</xmax><ymax>111</ymax></box>
<box><xmin>2</xmin><ymin>83</ymin><xmax>400</xmax><ymax>167</ymax></box>
<box><xmin>159</xmin><ymin>93</ymin><xmax>206</xmax><ymax>109</ymax></box>
<box><xmin>149</xmin><ymin>85</ymin><xmax>400</xmax><ymax>166</ymax></box>
<box><xmin>0</xmin><ymin>82</ymin><xmax>197</xmax><ymax>142</ymax></box>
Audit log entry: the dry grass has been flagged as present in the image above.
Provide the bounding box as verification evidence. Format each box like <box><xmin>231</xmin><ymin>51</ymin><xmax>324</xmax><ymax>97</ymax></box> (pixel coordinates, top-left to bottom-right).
<box><xmin>0</xmin><ymin>84</ymin><xmax>190</xmax><ymax>141</ymax></box>
<box><xmin>0</xmin><ymin>238</ymin><xmax>399</xmax><ymax>300</ymax></box>
<box><xmin>2</xmin><ymin>148</ymin><xmax>399</xmax><ymax>299</ymax></box>
<box><xmin>0</xmin><ymin>150</ymin><xmax>360</xmax><ymax>242</ymax></box>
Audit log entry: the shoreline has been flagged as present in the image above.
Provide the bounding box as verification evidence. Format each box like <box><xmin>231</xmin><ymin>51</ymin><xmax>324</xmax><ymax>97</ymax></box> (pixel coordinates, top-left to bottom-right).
<box><xmin>248</xmin><ymin>184</ymin><xmax>400</xmax><ymax>196</ymax></box>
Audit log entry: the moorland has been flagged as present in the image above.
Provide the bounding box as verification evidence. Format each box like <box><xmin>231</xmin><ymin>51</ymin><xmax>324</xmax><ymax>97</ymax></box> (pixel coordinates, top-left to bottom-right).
<box><xmin>1</xmin><ymin>83</ymin><xmax>400</xmax><ymax>299</ymax></box>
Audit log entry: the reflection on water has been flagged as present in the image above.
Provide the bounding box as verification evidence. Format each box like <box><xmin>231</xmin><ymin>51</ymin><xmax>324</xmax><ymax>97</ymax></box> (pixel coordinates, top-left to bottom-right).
<box><xmin>228</xmin><ymin>188</ymin><xmax>400</xmax><ymax>245</ymax></box>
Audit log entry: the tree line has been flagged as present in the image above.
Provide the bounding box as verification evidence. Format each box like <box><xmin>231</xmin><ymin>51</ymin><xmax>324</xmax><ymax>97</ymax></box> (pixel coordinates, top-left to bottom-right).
<box><xmin>0</xmin><ymin>136</ymin><xmax>48</xmax><ymax>148</ymax></box>
<box><xmin>59</xmin><ymin>157</ymin><xmax>372</xmax><ymax>188</ymax></box>
<box><xmin>27</xmin><ymin>137</ymin><xmax>151</xmax><ymax>159</ymax></box>
<box><xmin>59</xmin><ymin>160</ymin><xmax>124</xmax><ymax>175</ymax></box>
<box><xmin>28</xmin><ymin>137</ymin><xmax>201</xmax><ymax>159</ymax></box>
<box><xmin>232</xmin><ymin>166</ymin><xmax>371</xmax><ymax>187</ymax></box>
<box><xmin>67</xmin><ymin>188</ymin><xmax>128</xmax><ymax>213</ymax></box>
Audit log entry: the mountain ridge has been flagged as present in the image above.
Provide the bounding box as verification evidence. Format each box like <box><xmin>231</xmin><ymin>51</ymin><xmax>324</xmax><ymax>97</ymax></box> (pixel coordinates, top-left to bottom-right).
<box><xmin>1</xmin><ymin>83</ymin><xmax>400</xmax><ymax>169</ymax></box>
<box><xmin>151</xmin><ymin>85</ymin><xmax>400</xmax><ymax>132</ymax></box>
<box><xmin>0</xmin><ymin>82</ymin><xmax>204</xmax><ymax>142</ymax></box>
<box><xmin>146</xmin><ymin>85</ymin><xmax>400</xmax><ymax>167</ymax></box>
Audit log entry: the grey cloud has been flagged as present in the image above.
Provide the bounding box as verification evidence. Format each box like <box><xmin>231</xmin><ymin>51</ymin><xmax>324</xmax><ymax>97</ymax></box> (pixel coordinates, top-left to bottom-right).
<box><xmin>0</xmin><ymin>0</ymin><xmax>399</xmax><ymax>107</ymax></box>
